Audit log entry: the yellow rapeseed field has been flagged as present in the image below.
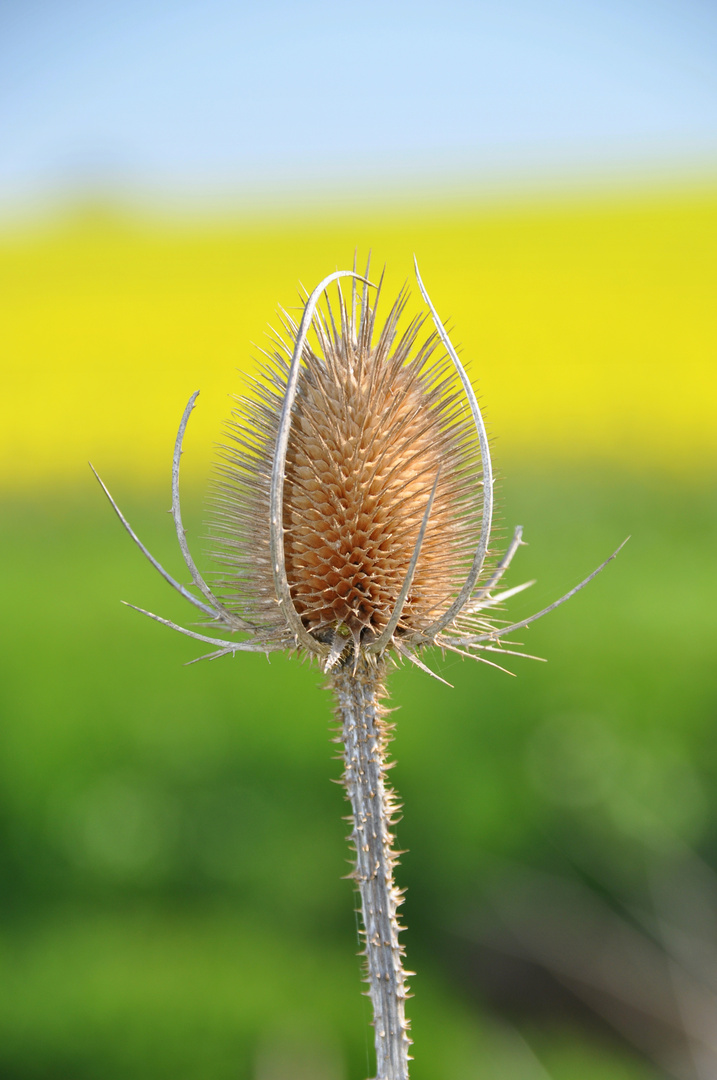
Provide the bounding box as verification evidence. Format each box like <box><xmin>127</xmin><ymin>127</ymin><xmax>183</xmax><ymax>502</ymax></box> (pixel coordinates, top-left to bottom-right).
<box><xmin>1</xmin><ymin>186</ymin><xmax>715</xmax><ymax>490</ymax></box>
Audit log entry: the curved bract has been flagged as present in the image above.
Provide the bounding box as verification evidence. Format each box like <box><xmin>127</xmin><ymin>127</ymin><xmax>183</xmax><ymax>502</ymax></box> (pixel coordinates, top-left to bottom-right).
<box><xmin>268</xmin><ymin>270</ymin><xmax>375</xmax><ymax>658</ymax></box>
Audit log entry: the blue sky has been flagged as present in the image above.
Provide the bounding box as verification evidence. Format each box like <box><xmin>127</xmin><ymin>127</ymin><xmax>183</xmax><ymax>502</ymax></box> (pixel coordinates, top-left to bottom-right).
<box><xmin>2</xmin><ymin>0</ymin><xmax>716</xmax><ymax>213</ymax></box>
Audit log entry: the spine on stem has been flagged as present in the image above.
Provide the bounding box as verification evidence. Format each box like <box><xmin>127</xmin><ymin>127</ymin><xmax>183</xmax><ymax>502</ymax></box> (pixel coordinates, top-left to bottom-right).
<box><xmin>332</xmin><ymin>659</ymin><xmax>412</xmax><ymax>1080</ymax></box>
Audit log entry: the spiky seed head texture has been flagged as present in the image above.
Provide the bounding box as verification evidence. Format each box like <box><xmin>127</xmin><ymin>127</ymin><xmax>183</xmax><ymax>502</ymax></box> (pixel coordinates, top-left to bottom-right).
<box><xmin>94</xmin><ymin>261</ymin><xmax>618</xmax><ymax>677</ymax></box>
<box><xmin>209</xmin><ymin>282</ymin><xmax>487</xmax><ymax>658</ymax></box>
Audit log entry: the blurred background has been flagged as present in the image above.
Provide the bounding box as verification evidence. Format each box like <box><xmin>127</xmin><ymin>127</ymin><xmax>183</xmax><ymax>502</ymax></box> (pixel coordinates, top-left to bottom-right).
<box><xmin>1</xmin><ymin>2</ymin><xmax>716</xmax><ymax>1078</ymax></box>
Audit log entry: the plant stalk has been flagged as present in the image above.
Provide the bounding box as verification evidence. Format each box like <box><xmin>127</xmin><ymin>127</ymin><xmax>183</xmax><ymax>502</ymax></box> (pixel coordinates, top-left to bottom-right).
<box><xmin>332</xmin><ymin>658</ymin><xmax>411</xmax><ymax>1080</ymax></box>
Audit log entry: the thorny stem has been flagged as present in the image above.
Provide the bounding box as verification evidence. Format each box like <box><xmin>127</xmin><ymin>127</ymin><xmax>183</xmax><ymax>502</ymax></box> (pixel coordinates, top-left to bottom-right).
<box><xmin>332</xmin><ymin>658</ymin><xmax>411</xmax><ymax>1080</ymax></box>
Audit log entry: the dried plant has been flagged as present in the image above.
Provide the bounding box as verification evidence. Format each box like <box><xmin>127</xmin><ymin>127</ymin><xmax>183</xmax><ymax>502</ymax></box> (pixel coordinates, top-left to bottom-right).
<box><xmin>92</xmin><ymin>258</ymin><xmax>622</xmax><ymax>1080</ymax></box>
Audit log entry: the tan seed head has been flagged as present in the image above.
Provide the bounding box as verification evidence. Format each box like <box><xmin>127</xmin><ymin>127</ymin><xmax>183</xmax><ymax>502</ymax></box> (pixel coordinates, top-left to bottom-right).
<box><xmin>210</xmin><ymin>278</ymin><xmax>485</xmax><ymax>658</ymax></box>
<box><xmin>94</xmin><ymin>260</ymin><xmax>621</xmax><ymax>676</ymax></box>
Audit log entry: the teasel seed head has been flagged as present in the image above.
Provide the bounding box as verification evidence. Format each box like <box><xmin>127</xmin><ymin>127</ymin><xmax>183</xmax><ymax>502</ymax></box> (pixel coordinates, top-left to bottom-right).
<box><xmin>92</xmin><ymin>259</ymin><xmax>625</xmax><ymax>678</ymax></box>
<box><xmin>209</xmin><ymin>265</ymin><xmax>490</xmax><ymax>666</ymax></box>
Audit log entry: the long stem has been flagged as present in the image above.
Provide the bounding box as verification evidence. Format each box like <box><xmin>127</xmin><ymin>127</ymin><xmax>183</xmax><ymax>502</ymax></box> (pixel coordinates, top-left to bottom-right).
<box><xmin>332</xmin><ymin>659</ymin><xmax>412</xmax><ymax>1080</ymax></box>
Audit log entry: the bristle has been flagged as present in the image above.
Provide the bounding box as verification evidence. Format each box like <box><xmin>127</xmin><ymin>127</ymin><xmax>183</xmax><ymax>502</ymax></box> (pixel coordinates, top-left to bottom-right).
<box><xmin>208</xmin><ymin>284</ymin><xmax>485</xmax><ymax>650</ymax></box>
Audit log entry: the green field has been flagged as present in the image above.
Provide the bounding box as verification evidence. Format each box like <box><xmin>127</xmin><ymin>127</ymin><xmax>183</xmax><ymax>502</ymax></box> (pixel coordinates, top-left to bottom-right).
<box><xmin>1</xmin><ymin>466</ymin><xmax>714</xmax><ymax>1078</ymax></box>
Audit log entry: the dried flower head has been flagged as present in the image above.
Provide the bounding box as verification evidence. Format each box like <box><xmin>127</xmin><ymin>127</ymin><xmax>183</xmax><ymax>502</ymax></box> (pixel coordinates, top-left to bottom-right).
<box><xmin>92</xmin><ymin>259</ymin><xmax>621</xmax><ymax>682</ymax></box>
<box><xmin>211</xmin><ymin>267</ymin><xmax>488</xmax><ymax>664</ymax></box>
